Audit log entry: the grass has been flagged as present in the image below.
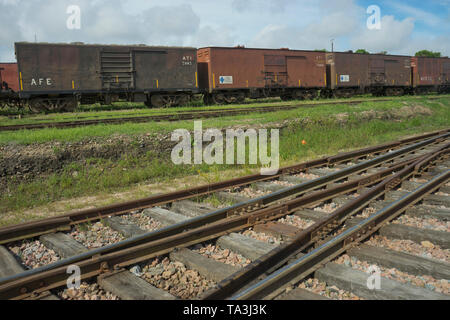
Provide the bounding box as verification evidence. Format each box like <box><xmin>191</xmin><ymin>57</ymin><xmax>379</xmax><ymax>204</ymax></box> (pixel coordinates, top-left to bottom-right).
<box><xmin>1</xmin><ymin>95</ymin><xmax>448</xmax><ymax>145</ymax></box>
<box><xmin>1</xmin><ymin>96</ymin><xmax>448</xmax><ymax>222</ymax></box>
<box><xmin>1</xmin><ymin>94</ymin><xmax>446</xmax><ymax>127</ymax></box>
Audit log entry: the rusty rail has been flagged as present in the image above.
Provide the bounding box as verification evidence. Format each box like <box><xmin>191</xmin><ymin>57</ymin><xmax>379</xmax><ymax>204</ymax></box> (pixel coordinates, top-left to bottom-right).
<box><xmin>0</xmin><ymin>129</ymin><xmax>447</xmax><ymax>245</ymax></box>
<box><xmin>0</xmin><ymin>140</ymin><xmax>447</xmax><ymax>299</ymax></box>
<box><xmin>205</xmin><ymin>147</ymin><xmax>449</xmax><ymax>300</ymax></box>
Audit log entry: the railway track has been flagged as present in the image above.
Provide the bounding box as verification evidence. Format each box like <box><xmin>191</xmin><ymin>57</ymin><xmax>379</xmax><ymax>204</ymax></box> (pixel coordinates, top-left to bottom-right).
<box><xmin>0</xmin><ymin>129</ymin><xmax>448</xmax><ymax>300</ymax></box>
<box><xmin>0</xmin><ymin>96</ymin><xmax>443</xmax><ymax>132</ymax></box>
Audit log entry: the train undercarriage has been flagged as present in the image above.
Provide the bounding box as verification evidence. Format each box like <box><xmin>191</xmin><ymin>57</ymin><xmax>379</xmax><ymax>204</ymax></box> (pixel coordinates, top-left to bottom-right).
<box><xmin>1</xmin><ymin>85</ymin><xmax>448</xmax><ymax>113</ymax></box>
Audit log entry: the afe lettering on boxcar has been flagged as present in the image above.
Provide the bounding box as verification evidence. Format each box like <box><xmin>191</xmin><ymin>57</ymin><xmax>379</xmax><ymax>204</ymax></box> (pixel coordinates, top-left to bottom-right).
<box><xmin>31</xmin><ymin>78</ymin><xmax>53</xmax><ymax>86</ymax></box>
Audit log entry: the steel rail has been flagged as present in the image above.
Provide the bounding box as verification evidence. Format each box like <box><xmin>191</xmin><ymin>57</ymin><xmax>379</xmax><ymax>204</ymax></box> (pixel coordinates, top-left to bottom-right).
<box><xmin>1</xmin><ymin>129</ymin><xmax>446</xmax><ymax>245</ymax></box>
<box><xmin>0</xmin><ymin>97</ymin><xmax>422</xmax><ymax>132</ymax></box>
<box><xmin>0</xmin><ymin>144</ymin><xmax>446</xmax><ymax>299</ymax></box>
<box><xmin>0</xmin><ymin>156</ymin><xmax>419</xmax><ymax>285</ymax></box>
<box><xmin>224</xmin><ymin>150</ymin><xmax>449</xmax><ymax>300</ymax></box>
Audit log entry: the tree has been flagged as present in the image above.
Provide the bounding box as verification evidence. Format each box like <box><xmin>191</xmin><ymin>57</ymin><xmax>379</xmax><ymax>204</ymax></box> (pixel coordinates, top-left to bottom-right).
<box><xmin>415</xmin><ymin>50</ymin><xmax>441</xmax><ymax>57</ymax></box>
<box><xmin>315</xmin><ymin>49</ymin><xmax>328</xmax><ymax>52</ymax></box>
<box><xmin>376</xmin><ymin>51</ymin><xmax>388</xmax><ymax>55</ymax></box>
<box><xmin>355</xmin><ymin>49</ymin><xmax>369</xmax><ymax>54</ymax></box>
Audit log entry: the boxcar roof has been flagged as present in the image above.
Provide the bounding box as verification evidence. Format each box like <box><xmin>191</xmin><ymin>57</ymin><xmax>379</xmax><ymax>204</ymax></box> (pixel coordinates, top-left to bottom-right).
<box><xmin>199</xmin><ymin>47</ymin><xmax>417</xmax><ymax>58</ymax></box>
<box><xmin>15</xmin><ymin>42</ymin><xmax>196</xmax><ymax>50</ymax></box>
<box><xmin>199</xmin><ymin>46</ymin><xmax>327</xmax><ymax>53</ymax></box>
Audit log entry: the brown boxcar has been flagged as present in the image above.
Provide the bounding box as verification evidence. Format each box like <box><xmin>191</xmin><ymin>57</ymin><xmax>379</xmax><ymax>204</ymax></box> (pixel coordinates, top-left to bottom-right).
<box><xmin>198</xmin><ymin>47</ymin><xmax>327</xmax><ymax>104</ymax></box>
<box><xmin>325</xmin><ymin>52</ymin><xmax>369</xmax><ymax>97</ymax></box>
<box><xmin>411</xmin><ymin>56</ymin><xmax>450</xmax><ymax>93</ymax></box>
<box><xmin>326</xmin><ymin>52</ymin><xmax>412</xmax><ymax>96</ymax></box>
<box><xmin>15</xmin><ymin>42</ymin><xmax>198</xmax><ymax>111</ymax></box>
<box><xmin>0</xmin><ymin>63</ymin><xmax>19</xmax><ymax>92</ymax></box>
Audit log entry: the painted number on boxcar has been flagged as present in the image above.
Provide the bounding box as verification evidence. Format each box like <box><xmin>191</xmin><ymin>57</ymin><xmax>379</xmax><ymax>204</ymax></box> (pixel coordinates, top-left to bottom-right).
<box><xmin>31</xmin><ymin>78</ymin><xmax>53</xmax><ymax>86</ymax></box>
<box><xmin>182</xmin><ymin>56</ymin><xmax>194</xmax><ymax>66</ymax></box>
<box><xmin>340</xmin><ymin>75</ymin><xmax>350</xmax><ymax>82</ymax></box>
<box><xmin>219</xmin><ymin>76</ymin><xmax>233</xmax><ymax>84</ymax></box>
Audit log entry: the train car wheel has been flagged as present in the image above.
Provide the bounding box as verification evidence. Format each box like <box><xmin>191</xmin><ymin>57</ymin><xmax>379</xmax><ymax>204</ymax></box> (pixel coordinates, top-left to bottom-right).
<box><xmin>176</xmin><ymin>94</ymin><xmax>190</xmax><ymax>106</ymax></box>
<box><xmin>212</xmin><ymin>93</ymin><xmax>225</xmax><ymax>105</ymax></box>
<box><xmin>151</xmin><ymin>95</ymin><xmax>167</xmax><ymax>108</ymax></box>
<box><xmin>203</xmin><ymin>94</ymin><xmax>212</xmax><ymax>105</ymax></box>
<box><xmin>237</xmin><ymin>92</ymin><xmax>245</xmax><ymax>104</ymax></box>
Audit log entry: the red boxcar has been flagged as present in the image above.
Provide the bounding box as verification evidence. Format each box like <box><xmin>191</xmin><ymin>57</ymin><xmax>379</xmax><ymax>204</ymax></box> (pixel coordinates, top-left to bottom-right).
<box><xmin>0</xmin><ymin>63</ymin><xmax>19</xmax><ymax>92</ymax></box>
<box><xmin>411</xmin><ymin>56</ymin><xmax>450</xmax><ymax>93</ymax></box>
<box><xmin>198</xmin><ymin>47</ymin><xmax>327</xmax><ymax>104</ymax></box>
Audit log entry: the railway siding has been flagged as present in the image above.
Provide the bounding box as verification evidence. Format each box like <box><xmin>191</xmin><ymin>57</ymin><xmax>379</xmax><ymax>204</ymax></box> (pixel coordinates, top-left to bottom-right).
<box><xmin>0</xmin><ymin>132</ymin><xmax>448</xmax><ymax>300</ymax></box>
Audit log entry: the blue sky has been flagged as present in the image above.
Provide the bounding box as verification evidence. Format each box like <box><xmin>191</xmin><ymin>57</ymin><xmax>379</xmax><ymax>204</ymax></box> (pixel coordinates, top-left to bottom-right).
<box><xmin>0</xmin><ymin>0</ymin><xmax>449</xmax><ymax>61</ymax></box>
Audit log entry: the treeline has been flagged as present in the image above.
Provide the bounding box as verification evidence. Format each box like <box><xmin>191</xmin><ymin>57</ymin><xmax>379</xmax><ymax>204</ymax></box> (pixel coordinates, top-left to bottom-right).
<box><xmin>314</xmin><ymin>48</ymin><xmax>443</xmax><ymax>57</ymax></box>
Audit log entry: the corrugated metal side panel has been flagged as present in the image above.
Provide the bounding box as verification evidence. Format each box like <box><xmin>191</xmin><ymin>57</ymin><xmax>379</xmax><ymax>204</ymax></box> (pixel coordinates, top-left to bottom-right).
<box><xmin>134</xmin><ymin>47</ymin><xmax>197</xmax><ymax>90</ymax></box>
<box><xmin>15</xmin><ymin>43</ymin><xmax>198</xmax><ymax>94</ymax></box>
<box><xmin>285</xmin><ymin>51</ymin><xmax>326</xmax><ymax>88</ymax></box>
<box><xmin>413</xmin><ymin>57</ymin><xmax>446</xmax><ymax>86</ymax></box>
<box><xmin>443</xmin><ymin>58</ymin><xmax>450</xmax><ymax>83</ymax></box>
<box><xmin>15</xmin><ymin>42</ymin><xmax>102</xmax><ymax>93</ymax></box>
<box><xmin>209</xmin><ymin>48</ymin><xmax>264</xmax><ymax>89</ymax></box>
<box><xmin>204</xmin><ymin>48</ymin><xmax>326</xmax><ymax>90</ymax></box>
<box><xmin>326</xmin><ymin>53</ymin><xmax>369</xmax><ymax>89</ymax></box>
<box><xmin>0</xmin><ymin>63</ymin><xmax>19</xmax><ymax>92</ymax></box>
<box><xmin>376</xmin><ymin>55</ymin><xmax>411</xmax><ymax>87</ymax></box>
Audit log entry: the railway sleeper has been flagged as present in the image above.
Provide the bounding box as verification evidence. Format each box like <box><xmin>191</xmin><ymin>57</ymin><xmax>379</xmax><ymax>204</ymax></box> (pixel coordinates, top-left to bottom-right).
<box><xmin>348</xmin><ymin>244</ymin><xmax>450</xmax><ymax>280</ymax></box>
<box><xmin>315</xmin><ymin>262</ymin><xmax>448</xmax><ymax>300</ymax></box>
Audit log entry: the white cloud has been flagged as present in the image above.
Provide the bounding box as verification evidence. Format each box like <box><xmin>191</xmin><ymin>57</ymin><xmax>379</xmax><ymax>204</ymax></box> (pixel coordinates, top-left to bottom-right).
<box><xmin>350</xmin><ymin>15</ymin><xmax>415</xmax><ymax>53</ymax></box>
<box><xmin>388</xmin><ymin>2</ymin><xmax>442</xmax><ymax>27</ymax></box>
<box><xmin>0</xmin><ymin>0</ymin><xmax>448</xmax><ymax>61</ymax></box>
<box><xmin>249</xmin><ymin>0</ymin><xmax>364</xmax><ymax>50</ymax></box>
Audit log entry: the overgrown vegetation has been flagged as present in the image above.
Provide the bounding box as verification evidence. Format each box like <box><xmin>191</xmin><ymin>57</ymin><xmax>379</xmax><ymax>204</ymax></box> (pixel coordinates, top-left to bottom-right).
<box><xmin>1</xmin><ymin>95</ymin><xmax>447</xmax><ymax>145</ymax></box>
<box><xmin>0</xmin><ymin>96</ymin><xmax>448</xmax><ymax>223</ymax></box>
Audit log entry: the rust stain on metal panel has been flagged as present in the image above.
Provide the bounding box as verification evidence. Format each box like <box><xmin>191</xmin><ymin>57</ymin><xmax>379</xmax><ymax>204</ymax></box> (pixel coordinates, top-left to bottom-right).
<box><xmin>0</xmin><ymin>63</ymin><xmax>19</xmax><ymax>92</ymax></box>
<box><xmin>198</xmin><ymin>47</ymin><xmax>326</xmax><ymax>91</ymax></box>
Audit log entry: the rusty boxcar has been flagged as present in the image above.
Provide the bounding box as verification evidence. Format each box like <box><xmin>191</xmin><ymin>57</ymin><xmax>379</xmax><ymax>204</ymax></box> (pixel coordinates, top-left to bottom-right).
<box><xmin>15</xmin><ymin>42</ymin><xmax>198</xmax><ymax>111</ymax></box>
<box><xmin>198</xmin><ymin>47</ymin><xmax>327</xmax><ymax>104</ymax></box>
<box><xmin>0</xmin><ymin>63</ymin><xmax>19</xmax><ymax>92</ymax></box>
<box><xmin>0</xmin><ymin>63</ymin><xmax>19</xmax><ymax>107</ymax></box>
<box><xmin>326</xmin><ymin>52</ymin><xmax>412</xmax><ymax>97</ymax></box>
<box><xmin>411</xmin><ymin>56</ymin><xmax>450</xmax><ymax>94</ymax></box>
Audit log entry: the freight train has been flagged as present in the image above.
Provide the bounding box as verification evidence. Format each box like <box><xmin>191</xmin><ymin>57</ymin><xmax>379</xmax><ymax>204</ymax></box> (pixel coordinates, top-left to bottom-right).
<box><xmin>0</xmin><ymin>42</ymin><xmax>449</xmax><ymax>112</ymax></box>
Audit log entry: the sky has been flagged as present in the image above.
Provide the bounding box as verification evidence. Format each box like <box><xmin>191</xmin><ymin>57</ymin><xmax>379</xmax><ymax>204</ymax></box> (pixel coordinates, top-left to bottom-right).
<box><xmin>0</xmin><ymin>0</ymin><xmax>449</xmax><ymax>61</ymax></box>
